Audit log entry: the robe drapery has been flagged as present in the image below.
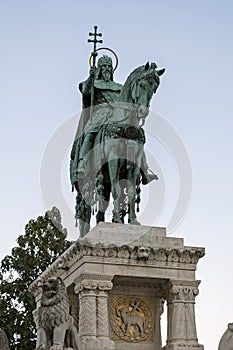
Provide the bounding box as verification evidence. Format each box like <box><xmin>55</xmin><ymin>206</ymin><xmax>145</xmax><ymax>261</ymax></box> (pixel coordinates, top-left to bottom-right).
<box><xmin>70</xmin><ymin>79</ymin><xmax>122</xmax><ymax>187</ymax></box>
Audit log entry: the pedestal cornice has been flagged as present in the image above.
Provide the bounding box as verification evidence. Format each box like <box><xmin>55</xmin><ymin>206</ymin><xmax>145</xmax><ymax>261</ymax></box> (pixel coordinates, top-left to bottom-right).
<box><xmin>29</xmin><ymin>223</ymin><xmax>205</xmax><ymax>297</ymax></box>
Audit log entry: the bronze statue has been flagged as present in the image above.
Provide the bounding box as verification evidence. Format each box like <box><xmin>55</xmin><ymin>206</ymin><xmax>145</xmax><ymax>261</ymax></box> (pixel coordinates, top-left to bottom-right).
<box><xmin>70</xmin><ymin>26</ymin><xmax>165</xmax><ymax>236</ymax></box>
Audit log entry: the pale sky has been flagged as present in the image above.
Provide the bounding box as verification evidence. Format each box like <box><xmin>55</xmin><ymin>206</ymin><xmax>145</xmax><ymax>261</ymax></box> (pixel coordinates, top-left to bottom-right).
<box><xmin>1</xmin><ymin>1</ymin><xmax>233</xmax><ymax>348</ymax></box>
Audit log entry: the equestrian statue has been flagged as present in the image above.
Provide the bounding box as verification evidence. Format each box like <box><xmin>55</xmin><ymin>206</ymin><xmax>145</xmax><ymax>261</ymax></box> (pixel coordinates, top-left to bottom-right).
<box><xmin>70</xmin><ymin>26</ymin><xmax>165</xmax><ymax>236</ymax></box>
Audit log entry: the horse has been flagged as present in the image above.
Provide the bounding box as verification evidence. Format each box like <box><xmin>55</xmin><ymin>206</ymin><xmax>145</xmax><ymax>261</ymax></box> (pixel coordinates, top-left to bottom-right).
<box><xmin>75</xmin><ymin>62</ymin><xmax>165</xmax><ymax>236</ymax></box>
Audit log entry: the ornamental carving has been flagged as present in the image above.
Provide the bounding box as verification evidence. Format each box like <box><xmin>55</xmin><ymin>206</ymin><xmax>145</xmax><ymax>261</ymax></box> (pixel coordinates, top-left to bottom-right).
<box><xmin>167</xmin><ymin>249</ymin><xmax>179</xmax><ymax>262</ymax></box>
<box><xmin>29</xmin><ymin>240</ymin><xmax>205</xmax><ymax>296</ymax></box>
<box><xmin>110</xmin><ymin>296</ymin><xmax>153</xmax><ymax>343</ymax></box>
<box><xmin>105</xmin><ymin>123</ymin><xmax>145</xmax><ymax>144</ymax></box>
<box><xmin>74</xmin><ymin>279</ymin><xmax>113</xmax><ymax>294</ymax></box>
<box><xmin>169</xmin><ymin>284</ymin><xmax>199</xmax><ymax>302</ymax></box>
<box><xmin>137</xmin><ymin>246</ymin><xmax>150</xmax><ymax>260</ymax></box>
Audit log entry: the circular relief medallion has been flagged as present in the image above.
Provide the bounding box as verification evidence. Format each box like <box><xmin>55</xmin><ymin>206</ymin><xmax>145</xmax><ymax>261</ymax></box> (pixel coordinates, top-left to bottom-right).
<box><xmin>110</xmin><ymin>296</ymin><xmax>153</xmax><ymax>342</ymax></box>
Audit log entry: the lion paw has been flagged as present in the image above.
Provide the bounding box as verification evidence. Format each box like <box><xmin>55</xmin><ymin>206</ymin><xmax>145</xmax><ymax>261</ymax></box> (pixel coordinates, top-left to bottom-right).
<box><xmin>36</xmin><ymin>345</ymin><xmax>46</xmax><ymax>350</ymax></box>
<box><xmin>50</xmin><ymin>344</ymin><xmax>63</xmax><ymax>350</ymax></box>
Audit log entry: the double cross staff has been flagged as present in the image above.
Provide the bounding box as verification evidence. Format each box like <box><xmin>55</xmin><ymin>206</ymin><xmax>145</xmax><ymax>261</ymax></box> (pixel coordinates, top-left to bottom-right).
<box><xmin>88</xmin><ymin>26</ymin><xmax>103</xmax><ymax>114</ymax></box>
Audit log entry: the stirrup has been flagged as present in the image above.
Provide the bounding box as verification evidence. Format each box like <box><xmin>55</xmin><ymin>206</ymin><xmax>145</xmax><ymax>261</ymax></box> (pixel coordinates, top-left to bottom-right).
<box><xmin>141</xmin><ymin>169</ymin><xmax>158</xmax><ymax>185</ymax></box>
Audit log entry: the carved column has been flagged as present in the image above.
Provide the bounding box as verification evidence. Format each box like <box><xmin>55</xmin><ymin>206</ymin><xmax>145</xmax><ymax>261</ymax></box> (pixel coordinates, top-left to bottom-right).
<box><xmin>164</xmin><ymin>280</ymin><xmax>204</xmax><ymax>350</ymax></box>
<box><xmin>68</xmin><ymin>287</ymin><xmax>80</xmax><ymax>332</ymax></box>
<box><xmin>96</xmin><ymin>281</ymin><xmax>112</xmax><ymax>336</ymax></box>
<box><xmin>74</xmin><ymin>278</ymin><xmax>115</xmax><ymax>350</ymax></box>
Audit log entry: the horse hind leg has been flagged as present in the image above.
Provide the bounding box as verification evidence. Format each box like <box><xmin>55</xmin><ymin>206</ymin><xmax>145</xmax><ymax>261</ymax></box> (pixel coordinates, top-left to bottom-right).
<box><xmin>128</xmin><ymin>205</ymin><xmax>140</xmax><ymax>225</ymax></box>
<box><xmin>108</xmin><ymin>159</ymin><xmax>122</xmax><ymax>223</ymax></box>
<box><xmin>96</xmin><ymin>210</ymin><xmax>105</xmax><ymax>224</ymax></box>
<box><xmin>109</xmin><ymin>194</ymin><xmax>123</xmax><ymax>223</ymax></box>
<box><xmin>79</xmin><ymin>217</ymin><xmax>90</xmax><ymax>237</ymax></box>
<box><xmin>112</xmin><ymin>169</ymin><xmax>126</xmax><ymax>224</ymax></box>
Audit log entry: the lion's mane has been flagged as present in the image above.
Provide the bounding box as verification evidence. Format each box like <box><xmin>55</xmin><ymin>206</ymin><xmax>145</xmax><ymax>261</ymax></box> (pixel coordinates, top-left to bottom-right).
<box><xmin>38</xmin><ymin>277</ymin><xmax>70</xmax><ymax>331</ymax></box>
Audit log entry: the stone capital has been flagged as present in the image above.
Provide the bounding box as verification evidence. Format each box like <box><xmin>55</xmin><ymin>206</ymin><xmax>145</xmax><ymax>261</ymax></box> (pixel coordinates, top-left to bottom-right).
<box><xmin>166</xmin><ymin>280</ymin><xmax>200</xmax><ymax>303</ymax></box>
<box><xmin>74</xmin><ymin>277</ymin><xmax>113</xmax><ymax>294</ymax></box>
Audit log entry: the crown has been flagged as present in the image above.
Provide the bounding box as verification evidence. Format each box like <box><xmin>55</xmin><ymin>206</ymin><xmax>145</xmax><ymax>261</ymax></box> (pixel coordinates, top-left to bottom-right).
<box><xmin>98</xmin><ymin>55</ymin><xmax>113</xmax><ymax>67</ymax></box>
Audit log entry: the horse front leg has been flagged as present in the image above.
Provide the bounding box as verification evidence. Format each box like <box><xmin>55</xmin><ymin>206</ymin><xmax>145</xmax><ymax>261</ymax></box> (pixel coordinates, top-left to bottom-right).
<box><xmin>108</xmin><ymin>159</ymin><xmax>122</xmax><ymax>223</ymax></box>
<box><xmin>127</xmin><ymin>163</ymin><xmax>141</xmax><ymax>225</ymax></box>
<box><xmin>75</xmin><ymin>185</ymin><xmax>91</xmax><ymax>237</ymax></box>
<box><xmin>126</xmin><ymin>141</ymin><xmax>143</xmax><ymax>225</ymax></box>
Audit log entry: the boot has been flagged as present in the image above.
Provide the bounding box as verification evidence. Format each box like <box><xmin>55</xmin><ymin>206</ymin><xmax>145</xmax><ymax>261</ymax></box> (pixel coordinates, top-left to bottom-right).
<box><xmin>140</xmin><ymin>151</ymin><xmax>158</xmax><ymax>184</ymax></box>
<box><xmin>77</xmin><ymin>133</ymin><xmax>95</xmax><ymax>176</ymax></box>
<box><xmin>141</xmin><ymin>169</ymin><xmax>158</xmax><ymax>185</ymax></box>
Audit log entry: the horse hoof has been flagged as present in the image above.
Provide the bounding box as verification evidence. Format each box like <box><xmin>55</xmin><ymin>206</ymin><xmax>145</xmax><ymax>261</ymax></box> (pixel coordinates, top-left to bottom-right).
<box><xmin>96</xmin><ymin>212</ymin><xmax>105</xmax><ymax>224</ymax></box>
<box><xmin>129</xmin><ymin>219</ymin><xmax>141</xmax><ymax>225</ymax></box>
<box><xmin>112</xmin><ymin>217</ymin><xmax>123</xmax><ymax>224</ymax></box>
<box><xmin>112</xmin><ymin>213</ymin><xmax>123</xmax><ymax>224</ymax></box>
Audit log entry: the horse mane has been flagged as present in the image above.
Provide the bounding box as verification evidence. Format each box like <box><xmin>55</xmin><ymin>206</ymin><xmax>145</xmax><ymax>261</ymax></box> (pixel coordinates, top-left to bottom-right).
<box><xmin>124</xmin><ymin>65</ymin><xmax>146</xmax><ymax>85</ymax></box>
<box><xmin>119</xmin><ymin>65</ymin><xmax>146</xmax><ymax>103</ymax></box>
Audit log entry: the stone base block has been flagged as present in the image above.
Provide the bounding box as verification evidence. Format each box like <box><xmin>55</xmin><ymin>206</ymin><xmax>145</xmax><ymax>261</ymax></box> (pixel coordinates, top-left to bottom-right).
<box><xmin>80</xmin><ymin>336</ymin><xmax>115</xmax><ymax>350</ymax></box>
<box><xmin>80</xmin><ymin>336</ymin><xmax>97</xmax><ymax>350</ymax></box>
<box><xmin>97</xmin><ymin>337</ymin><xmax>115</xmax><ymax>350</ymax></box>
<box><xmin>115</xmin><ymin>342</ymin><xmax>160</xmax><ymax>350</ymax></box>
<box><xmin>163</xmin><ymin>343</ymin><xmax>204</xmax><ymax>350</ymax></box>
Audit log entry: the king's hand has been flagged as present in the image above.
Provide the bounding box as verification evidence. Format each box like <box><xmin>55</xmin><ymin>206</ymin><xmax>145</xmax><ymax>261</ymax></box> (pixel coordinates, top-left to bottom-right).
<box><xmin>89</xmin><ymin>66</ymin><xmax>97</xmax><ymax>77</ymax></box>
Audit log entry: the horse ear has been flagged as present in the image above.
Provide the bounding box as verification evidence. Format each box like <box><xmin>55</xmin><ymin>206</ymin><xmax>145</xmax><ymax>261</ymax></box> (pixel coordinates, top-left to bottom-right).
<box><xmin>157</xmin><ymin>68</ymin><xmax>165</xmax><ymax>76</ymax></box>
<box><xmin>145</xmin><ymin>62</ymin><xmax>150</xmax><ymax>70</ymax></box>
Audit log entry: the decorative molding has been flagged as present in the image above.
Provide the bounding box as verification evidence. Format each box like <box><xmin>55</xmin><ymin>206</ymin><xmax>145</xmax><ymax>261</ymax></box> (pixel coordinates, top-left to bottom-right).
<box><xmin>166</xmin><ymin>280</ymin><xmax>200</xmax><ymax>302</ymax></box>
<box><xmin>29</xmin><ymin>239</ymin><xmax>205</xmax><ymax>296</ymax></box>
<box><xmin>169</xmin><ymin>286</ymin><xmax>199</xmax><ymax>302</ymax></box>
<box><xmin>74</xmin><ymin>279</ymin><xmax>113</xmax><ymax>294</ymax></box>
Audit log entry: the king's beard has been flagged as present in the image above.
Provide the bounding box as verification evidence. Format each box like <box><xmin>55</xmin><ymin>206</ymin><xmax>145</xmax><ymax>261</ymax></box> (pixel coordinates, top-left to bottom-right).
<box><xmin>102</xmin><ymin>70</ymin><xmax>111</xmax><ymax>82</ymax></box>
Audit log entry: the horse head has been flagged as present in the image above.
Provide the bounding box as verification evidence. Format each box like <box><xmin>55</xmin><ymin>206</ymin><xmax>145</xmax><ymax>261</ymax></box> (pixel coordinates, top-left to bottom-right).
<box><xmin>112</xmin><ymin>62</ymin><xmax>165</xmax><ymax>125</ymax></box>
<box><xmin>130</xmin><ymin>62</ymin><xmax>165</xmax><ymax>122</ymax></box>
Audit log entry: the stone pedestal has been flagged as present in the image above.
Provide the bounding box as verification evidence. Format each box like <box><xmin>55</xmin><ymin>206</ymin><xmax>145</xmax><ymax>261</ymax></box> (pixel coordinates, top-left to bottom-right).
<box><xmin>30</xmin><ymin>223</ymin><xmax>205</xmax><ymax>350</ymax></box>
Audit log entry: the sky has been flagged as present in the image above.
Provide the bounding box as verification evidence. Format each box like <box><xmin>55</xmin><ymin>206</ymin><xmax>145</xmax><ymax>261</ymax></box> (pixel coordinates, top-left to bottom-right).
<box><xmin>1</xmin><ymin>1</ymin><xmax>233</xmax><ymax>348</ymax></box>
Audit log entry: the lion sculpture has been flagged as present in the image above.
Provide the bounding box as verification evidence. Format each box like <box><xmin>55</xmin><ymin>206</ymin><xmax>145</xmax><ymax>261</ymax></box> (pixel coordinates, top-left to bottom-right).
<box><xmin>35</xmin><ymin>277</ymin><xmax>80</xmax><ymax>350</ymax></box>
<box><xmin>0</xmin><ymin>328</ymin><xmax>10</xmax><ymax>350</ymax></box>
<box><xmin>218</xmin><ymin>322</ymin><xmax>233</xmax><ymax>350</ymax></box>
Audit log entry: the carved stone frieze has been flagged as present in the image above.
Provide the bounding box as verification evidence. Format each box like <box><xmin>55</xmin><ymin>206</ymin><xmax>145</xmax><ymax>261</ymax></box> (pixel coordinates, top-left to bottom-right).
<box><xmin>153</xmin><ymin>248</ymin><xmax>167</xmax><ymax>261</ymax></box>
<box><xmin>137</xmin><ymin>246</ymin><xmax>150</xmax><ymax>260</ymax></box>
<box><xmin>29</xmin><ymin>239</ymin><xmax>205</xmax><ymax>296</ymax></box>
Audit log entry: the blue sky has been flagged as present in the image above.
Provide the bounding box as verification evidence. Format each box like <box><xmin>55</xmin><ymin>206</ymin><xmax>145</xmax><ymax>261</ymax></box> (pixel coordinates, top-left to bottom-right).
<box><xmin>1</xmin><ymin>1</ymin><xmax>233</xmax><ymax>348</ymax></box>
